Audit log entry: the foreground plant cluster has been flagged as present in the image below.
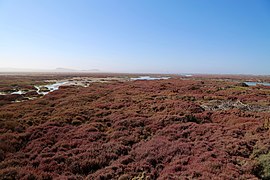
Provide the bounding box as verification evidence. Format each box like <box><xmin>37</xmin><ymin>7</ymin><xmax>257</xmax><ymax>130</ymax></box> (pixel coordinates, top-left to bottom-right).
<box><xmin>0</xmin><ymin>75</ymin><xmax>270</xmax><ymax>179</ymax></box>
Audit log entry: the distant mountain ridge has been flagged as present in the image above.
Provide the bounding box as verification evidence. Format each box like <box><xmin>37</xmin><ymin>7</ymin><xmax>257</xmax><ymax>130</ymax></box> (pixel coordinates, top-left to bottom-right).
<box><xmin>0</xmin><ymin>67</ymin><xmax>100</xmax><ymax>72</ymax></box>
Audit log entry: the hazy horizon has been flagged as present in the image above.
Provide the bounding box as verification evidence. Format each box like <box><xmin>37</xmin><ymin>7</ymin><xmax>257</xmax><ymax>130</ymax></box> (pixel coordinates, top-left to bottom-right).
<box><xmin>1</xmin><ymin>0</ymin><xmax>270</xmax><ymax>75</ymax></box>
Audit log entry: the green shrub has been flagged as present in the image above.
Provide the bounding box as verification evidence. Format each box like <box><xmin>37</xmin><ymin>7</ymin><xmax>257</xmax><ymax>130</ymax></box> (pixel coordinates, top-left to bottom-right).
<box><xmin>253</xmin><ymin>152</ymin><xmax>270</xmax><ymax>179</ymax></box>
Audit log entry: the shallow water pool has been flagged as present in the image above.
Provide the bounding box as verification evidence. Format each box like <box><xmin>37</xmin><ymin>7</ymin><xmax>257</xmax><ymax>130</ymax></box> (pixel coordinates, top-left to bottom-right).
<box><xmin>244</xmin><ymin>82</ymin><xmax>270</xmax><ymax>86</ymax></box>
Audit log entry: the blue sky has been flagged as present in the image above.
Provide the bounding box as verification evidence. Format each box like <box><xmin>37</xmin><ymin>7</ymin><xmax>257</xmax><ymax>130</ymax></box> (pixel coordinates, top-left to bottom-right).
<box><xmin>0</xmin><ymin>0</ymin><xmax>269</xmax><ymax>74</ymax></box>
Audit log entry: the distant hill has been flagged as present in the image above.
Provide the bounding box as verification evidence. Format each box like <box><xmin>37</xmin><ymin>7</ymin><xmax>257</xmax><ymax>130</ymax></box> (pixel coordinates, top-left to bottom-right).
<box><xmin>54</xmin><ymin>68</ymin><xmax>100</xmax><ymax>72</ymax></box>
<box><xmin>0</xmin><ymin>67</ymin><xmax>100</xmax><ymax>73</ymax></box>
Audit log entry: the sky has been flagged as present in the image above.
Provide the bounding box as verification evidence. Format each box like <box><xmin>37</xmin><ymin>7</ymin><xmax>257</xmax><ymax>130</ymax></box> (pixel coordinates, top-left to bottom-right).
<box><xmin>0</xmin><ymin>0</ymin><xmax>269</xmax><ymax>74</ymax></box>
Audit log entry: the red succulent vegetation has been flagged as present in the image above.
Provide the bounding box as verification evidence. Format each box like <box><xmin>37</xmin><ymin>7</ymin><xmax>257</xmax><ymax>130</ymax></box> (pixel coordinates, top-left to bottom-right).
<box><xmin>0</xmin><ymin>75</ymin><xmax>270</xmax><ymax>179</ymax></box>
